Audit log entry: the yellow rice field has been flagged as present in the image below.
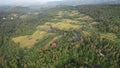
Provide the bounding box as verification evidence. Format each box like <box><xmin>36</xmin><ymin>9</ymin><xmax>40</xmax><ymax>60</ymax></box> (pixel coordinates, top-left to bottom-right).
<box><xmin>12</xmin><ymin>31</ymin><xmax>54</xmax><ymax>48</ymax></box>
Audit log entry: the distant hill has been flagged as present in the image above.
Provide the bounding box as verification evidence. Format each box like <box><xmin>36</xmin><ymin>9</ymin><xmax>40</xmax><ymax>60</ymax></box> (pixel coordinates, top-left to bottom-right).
<box><xmin>0</xmin><ymin>0</ymin><xmax>120</xmax><ymax>12</ymax></box>
<box><xmin>10</xmin><ymin>6</ymin><xmax>30</xmax><ymax>13</ymax></box>
<box><xmin>0</xmin><ymin>6</ymin><xmax>31</xmax><ymax>13</ymax></box>
<box><xmin>0</xmin><ymin>6</ymin><xmax>12</xmax><ymax>12</ymax></box>
<box><xmin>26</xmin><ymin>0</ymin><xmax>120</xmax><ymax>10</ymax></box>
<box><xmin>45</xmin><ymin>0</ymin><xmax>120</xmax><ymax>6</ymax></box>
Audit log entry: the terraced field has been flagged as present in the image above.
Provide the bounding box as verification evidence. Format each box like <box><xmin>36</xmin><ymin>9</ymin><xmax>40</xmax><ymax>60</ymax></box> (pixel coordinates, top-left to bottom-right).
<box><xmin>12</xmin><ymin>10</ymin><xmax>98</xmax><ymax>48</ymax></box>
<box><xmin>1</xmin><ymin>5</ymin><xmax>120</xmax><ymax>68</ymax></box>
<box><xmin>12</xmin><ymin>31</ymin><xmax>55</xmax><ymax>48</ymax></box>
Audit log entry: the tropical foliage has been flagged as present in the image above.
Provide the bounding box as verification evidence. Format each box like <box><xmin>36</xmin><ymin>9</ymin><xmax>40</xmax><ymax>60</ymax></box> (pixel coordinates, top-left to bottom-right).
<box><xmin>0</xmin><ymin>5</ymin><xmax>120</xmax><ymax>68</ymax></box>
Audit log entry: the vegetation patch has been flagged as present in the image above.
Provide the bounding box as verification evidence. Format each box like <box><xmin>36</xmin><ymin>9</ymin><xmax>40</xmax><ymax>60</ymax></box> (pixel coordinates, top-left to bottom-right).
<box><xmin>12</xmin><ymin>10</ymin><xmax>97</xmax><ymax>48</ymax></box>
<box><xmin>46</xmin><ymin>22</ymin><xmax>81</xmax><ymax>31</ymax></box>
<box><xmin>100</xmin><ymin>33</ymin><xmax>117</xmax><ymax>41</ymax></box>
<box><xmin>12</xmin><ymin>31</ymin><xmax>55</xmax><ymax>48</ymax></box>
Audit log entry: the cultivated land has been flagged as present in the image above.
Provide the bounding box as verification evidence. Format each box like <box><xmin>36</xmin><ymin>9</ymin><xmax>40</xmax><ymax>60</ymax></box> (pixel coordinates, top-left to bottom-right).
<box><xmin>1</xmin><ymin>5</ymin><xmax>120</xmax><ymax>68</ymax></box>
<box><xmin>12</xmin><ymin>10</ymin><xmax>97</xmax><ymax>48</ymax></box>
<box><xmin>12</xmin><ymin>10</ymin><xmax>116</xmax><ymax>48</ymax></box>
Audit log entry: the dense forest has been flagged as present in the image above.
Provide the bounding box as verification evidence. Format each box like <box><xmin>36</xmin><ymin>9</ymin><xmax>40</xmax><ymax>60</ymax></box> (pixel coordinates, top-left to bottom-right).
<box><xmin>0</xmin><ymin>5</ymin><xmax>120</xmax><ymax>68</ymax></box>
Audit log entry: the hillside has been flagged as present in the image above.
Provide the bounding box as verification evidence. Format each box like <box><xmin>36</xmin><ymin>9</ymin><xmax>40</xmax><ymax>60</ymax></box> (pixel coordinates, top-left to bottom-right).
<box><xmin>0</xmin><ymin>5</ymin><xmax>120</xmax><ymax>68</ymax></box>
<box><xmin>12</xmin><ymin>10</ymin><xmax>96</xmax><ymax>48</ymax></box>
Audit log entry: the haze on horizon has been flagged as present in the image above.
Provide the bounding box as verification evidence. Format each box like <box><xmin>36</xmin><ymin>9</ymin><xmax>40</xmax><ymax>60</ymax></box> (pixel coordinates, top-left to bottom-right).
<box><xmin>0</xmin><ymin>0</ymin><xmax>63</xmax><ymax>6</ymax></box>
<box><xmin>0</xmin><ymin>0</ymin><xmax>118</xmax><ymax>6</ymax></box>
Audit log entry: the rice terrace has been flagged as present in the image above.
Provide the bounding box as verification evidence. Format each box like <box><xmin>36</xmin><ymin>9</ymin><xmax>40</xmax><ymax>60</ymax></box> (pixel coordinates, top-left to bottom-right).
<box><xmin>12</xmin><ymin>10</ymin><xmax>98</xmax><ymax>48</ymax></box>
<box><xmin>0</xmin><ymin>0</ymin><xmax>120</xmax><ymax>68</ymax></box>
